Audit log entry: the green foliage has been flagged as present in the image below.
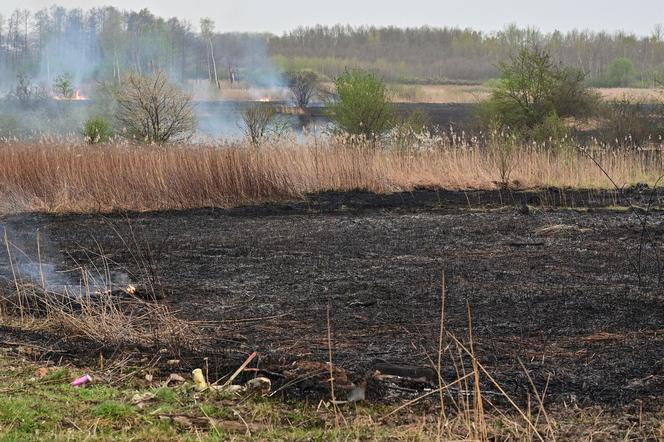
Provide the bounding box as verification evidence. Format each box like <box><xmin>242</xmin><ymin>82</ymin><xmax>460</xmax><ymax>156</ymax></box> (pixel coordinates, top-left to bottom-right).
<box><xmin>482</xmin><ymin>78</ymin><xmax>504</xmax><ymax>89</ymax></box>
<box><xmin>53</xmin><ymin>73</ymin><xmax>75</xmax><ymax>99</ymax></box>
<box><xmin>83</xmin><ymin>116</ymin><xmax>113</xmax><ymax>144</ymax></box>
<box><xmin>479</xmin><ymin>48</ymin><xmax>598</xmax><ymax>144</ymax></box>
<box><xmin>530</xmin><ymin>112</ymin><xmax>572</xmax><ymax>150</ymax></box>
<box><xmin>326</xmin><ymin>69</ymin><xmax>397</xmax><ymax>141</ymax></box>
<box><xmin>605</xmin><ymin>58</ymin><xmax>636</xmax><ymax>87</ymax></box>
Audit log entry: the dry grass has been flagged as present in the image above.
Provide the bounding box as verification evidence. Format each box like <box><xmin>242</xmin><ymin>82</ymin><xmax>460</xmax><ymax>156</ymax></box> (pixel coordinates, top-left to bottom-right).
<box><xmin>189</xmin><ymin>79</ymin><xmax>291</xmax><ymax>102</ymax></box>
<box><xmin>0</xmin><ymin>140</ymin><xmax>662</xmax><ymax>214</ymax></box>
<box><xmin>595</xmin><ymin>87</ymin><xmax>664</xmax><ymax>102</ymax></box>
<box><xmin>389</xmin><ymin>84</ymin><xmax>490</xmax><ymax>103</ymax></box>
<box><xmin>0</xmin><ymin>227</ymin><xmax>199</xmax><ymax>351</ymax></box>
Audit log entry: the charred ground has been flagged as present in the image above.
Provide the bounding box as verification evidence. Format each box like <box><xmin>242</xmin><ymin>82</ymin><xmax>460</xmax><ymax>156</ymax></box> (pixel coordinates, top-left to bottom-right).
<box><xmin>1</xmin><ymin>188</ymin><xmax>663</xmax><ymax>409</ymax></box>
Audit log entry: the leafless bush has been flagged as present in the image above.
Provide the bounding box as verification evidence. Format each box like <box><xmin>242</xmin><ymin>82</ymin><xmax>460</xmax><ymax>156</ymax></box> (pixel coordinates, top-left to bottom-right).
<box><xmin>115</xmin><ymin>71</ymin><xmax>196</xmax><ymax>144</ymax></box>
<box><xmin>602</xmin><ymin>97</ymin><xmax>664</xmax><ymax>149</ymax></box>
<box><xmin>286</xmin><ymin>70</ymin><xmax>320</xmax><ymax>109</ymax></box>
<box><xmin>241</xmin><ymin>104</ymin><xmax>285</xmax><ymax>146</ymax></box>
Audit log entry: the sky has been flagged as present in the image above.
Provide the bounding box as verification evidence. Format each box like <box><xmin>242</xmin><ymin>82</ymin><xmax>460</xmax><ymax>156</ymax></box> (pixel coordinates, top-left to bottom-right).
<box><xmin>1</xmin><ymin>0</ymin><xmax>663</xmax><ymax>36</ymax></box>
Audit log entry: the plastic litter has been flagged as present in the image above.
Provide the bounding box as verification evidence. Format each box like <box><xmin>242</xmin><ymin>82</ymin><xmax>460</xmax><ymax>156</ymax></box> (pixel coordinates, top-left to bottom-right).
<box><xmin>192</xmin><ymin>368</ymin><xmax>207</xmax><ymax>391</ymax></box>
<box><xmin>71</xmin><ymin>374</ymin><xmax>92</xmax><ymax>387</ymax></box>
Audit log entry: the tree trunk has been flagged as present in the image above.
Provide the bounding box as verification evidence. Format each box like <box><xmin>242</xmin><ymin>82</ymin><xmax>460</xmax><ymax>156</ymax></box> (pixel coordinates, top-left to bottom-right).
<box><xmin>209</xmin><ymin>39</ymin><xmax>219</xmax><ymax>89</ymax></box>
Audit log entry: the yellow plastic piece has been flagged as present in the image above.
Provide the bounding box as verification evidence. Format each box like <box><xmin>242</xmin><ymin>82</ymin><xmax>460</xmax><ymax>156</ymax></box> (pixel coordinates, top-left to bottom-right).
<box><xmin>192</xmin><ymin>368</ymin><xmax>207</xmax><ymax>391</ymax></box>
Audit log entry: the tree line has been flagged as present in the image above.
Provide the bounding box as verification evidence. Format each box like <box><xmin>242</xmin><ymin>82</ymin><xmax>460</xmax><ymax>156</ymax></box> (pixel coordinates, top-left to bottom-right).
<box><xmin>0</xmin><ymin>6</ymin><xmax>663</xmax><ymax>90</ymax></box>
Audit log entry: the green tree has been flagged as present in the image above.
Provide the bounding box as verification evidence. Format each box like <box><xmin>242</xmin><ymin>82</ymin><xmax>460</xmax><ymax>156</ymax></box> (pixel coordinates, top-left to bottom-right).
<box><xmin>54</xmin><ymin>73</ymin><xmax>74</xmax><ymax>99</ymax></box>
<box><xmin>325</xmin><ymin>69</ymin><xmax>396</xmax><ymax>142</ymax></box>
<box><xmin>606</xmin><ymin>58</ymin><xmax>636</xmax><ymax>87</ymax></box>
<box><xmin>480</xmin><ymin>48</ymin><xmax>598</xmax><ymax>136</ymax></box>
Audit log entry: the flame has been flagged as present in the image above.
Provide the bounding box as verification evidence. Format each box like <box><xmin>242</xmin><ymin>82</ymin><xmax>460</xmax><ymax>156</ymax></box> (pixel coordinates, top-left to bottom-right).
<box><xmin>258</xmin><ymin>96</ymin><xmax>270</xmax><ymax>102</ymax></box>
<box><xmin>73</xmin><ymin>90</ymin><xmax>87</xmax><ymax>100</ymax></box>
<box><xmin>126</xmin><ymin>285</ymin><xmax>137</xmax><ymax>295</ymax></box>
<box><xmin>52</xmin><ymin>89</ymin><xmax>88</xmax><ymax>101</ymax></box>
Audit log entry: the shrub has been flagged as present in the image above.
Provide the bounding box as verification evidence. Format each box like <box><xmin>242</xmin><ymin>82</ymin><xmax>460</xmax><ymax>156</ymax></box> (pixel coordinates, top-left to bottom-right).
<box><xmin>390</xmin><ymin>109</ymin><xmax>431</xmax><ymax>150</ymax></box>
<box><xmin>286</xmin><ymin>69</ymin><xmax>320</xmax><ymax>109</ymax></box>
<box><xmin>241</xmin><ymin>104</ymin><xmax>288</xmax><ymax>146</ymax></box>
<box><xmin>83</xmin><ymin>117</ymin><xmax>113</xmax><ymax>144</ymax></box>
<box><xmin>53</xmin><ymin>73</ymin><xmax>75</xmax><ymax>99</ymax></box>
<box><xmin>601</xmin><ymin>97</ymin><xmax>664</xmax><ymax>148</ymax></box>
<box><xmin>115</xmin><ymin>72</ymin><xmax>196</xmax><ymax>144</ymax></box>
<box><xmin>10</xmin><ymin>73</ymin><xmax>49</xmax><ymax>107</ymax></box>
<box><xmin>325</xmin><ymin>69</ymin><xmax>396</xmax><ymax>142</ymax></box>
<box><xmin>479</xmin><ymin>48</ymin><xmax>599</xmax><ymax>139</ymax></box>
<box><xmin>605</xmin><ymin>58</ymin><xmax>636</xmax><ymax>87</ymax></box>
<box><xmin>530</xmin><ymin>112</ymin><xmax>572</xmax><ymax>150</ymax></box>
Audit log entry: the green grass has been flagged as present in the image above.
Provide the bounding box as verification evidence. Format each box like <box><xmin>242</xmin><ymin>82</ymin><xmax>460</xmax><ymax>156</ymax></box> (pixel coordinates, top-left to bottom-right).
<box><xmin>0</xmin><ymin>354</ymin><xmax>412</xmax><ymax>441</ymax></box>
<box><xmin>0</xmin><ymin>353</ymin><xmax>661</xmax><ymax>441</ymax></box>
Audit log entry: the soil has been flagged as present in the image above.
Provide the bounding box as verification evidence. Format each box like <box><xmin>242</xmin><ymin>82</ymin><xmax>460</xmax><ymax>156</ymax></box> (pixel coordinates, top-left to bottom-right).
<box><xmin>1</xmin><ymin>188</ymin><xmax>664</xmax><ymax>409</ymax></box>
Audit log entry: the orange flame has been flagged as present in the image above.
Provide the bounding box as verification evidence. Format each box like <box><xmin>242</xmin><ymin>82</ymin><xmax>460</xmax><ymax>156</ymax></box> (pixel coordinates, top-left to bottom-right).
<box><xmin>53</xmin><ymin>89</ymin><xmax>88</xmax><ymax>101</ymax></box>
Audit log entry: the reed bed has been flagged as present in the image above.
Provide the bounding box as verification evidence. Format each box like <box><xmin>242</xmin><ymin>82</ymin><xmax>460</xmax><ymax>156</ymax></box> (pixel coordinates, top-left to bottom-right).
<box><xmin>0</xmin><ymin>139</ymin><xmax>662</xmax><ymax>213</ymax></box>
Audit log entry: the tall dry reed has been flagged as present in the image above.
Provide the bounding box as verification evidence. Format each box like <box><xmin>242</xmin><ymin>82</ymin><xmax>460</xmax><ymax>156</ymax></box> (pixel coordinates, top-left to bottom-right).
<box><xmin>0</xmin><ymin>140</ymin><xmax>662</xmax><ymax>213</ymax></box>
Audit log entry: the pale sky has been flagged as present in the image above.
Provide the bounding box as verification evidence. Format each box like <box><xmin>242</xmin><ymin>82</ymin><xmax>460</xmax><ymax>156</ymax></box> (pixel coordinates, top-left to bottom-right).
<box><xmin>1</xmin><ymin>0</ymin><xmax>663</xmax><ymax>36</ymax></box>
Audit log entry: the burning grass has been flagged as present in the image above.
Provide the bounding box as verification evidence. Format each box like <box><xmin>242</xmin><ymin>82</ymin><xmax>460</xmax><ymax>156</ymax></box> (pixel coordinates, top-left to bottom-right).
<box><xmin>0</xmin><ymin>139</ymin><xmax>663</xmax><ymax>214</ymax></box>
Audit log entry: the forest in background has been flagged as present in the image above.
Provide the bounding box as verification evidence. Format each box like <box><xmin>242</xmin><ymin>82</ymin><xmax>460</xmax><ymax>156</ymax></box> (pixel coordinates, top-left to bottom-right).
<box><xmin>0</xmin><ymin>6</ymin><xmax>664</xmax><ymax>92</ymax></box>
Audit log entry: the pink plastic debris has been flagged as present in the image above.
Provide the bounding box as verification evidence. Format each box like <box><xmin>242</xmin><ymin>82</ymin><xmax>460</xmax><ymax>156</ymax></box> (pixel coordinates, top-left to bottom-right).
<box><xmin>71</xmin><ymin>374</ymin><xmax>92</xmax><ymax>387</ymax></box>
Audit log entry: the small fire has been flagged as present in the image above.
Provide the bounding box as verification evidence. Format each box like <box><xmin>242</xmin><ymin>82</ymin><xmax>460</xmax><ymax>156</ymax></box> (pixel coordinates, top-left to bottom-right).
<box><xmin>258</xmin><ymin>96</ymin><xmax>271</xmax><ymax>102</ymax></box>
<box><xmin>126</xmin><ymin>285</ymin><xmax>137</xmax><ymax>295</ymax></box>
<box><xmin>73</xmin><ymin>90</ymin><xmax>87</xmax><ymax>100</ymax></box>
<box><xmin>52</xmin><ymin>89</ymin><xmax>88</xmax><ymax>101</ymax></box>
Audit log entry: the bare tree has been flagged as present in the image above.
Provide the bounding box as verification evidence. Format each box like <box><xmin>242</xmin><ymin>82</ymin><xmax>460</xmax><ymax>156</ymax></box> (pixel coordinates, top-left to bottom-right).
<box><xmin>286</xmin><ymin>69</ymin><xmax>319</xmax><ymax>109</ymax></box>
<box><xmin>200</xmin><ymin>18</ymin><xmax>219</xmax><ymax>89</ymax></box>
<box><xmin>241</xmin><ymin>104</ymin><xmax>279</xmax><ymax>146</ymax></box>
<box><xmin>115</xmin><ymin>72</ymin><xmax>196</xmax><ymax>144</ymax></box>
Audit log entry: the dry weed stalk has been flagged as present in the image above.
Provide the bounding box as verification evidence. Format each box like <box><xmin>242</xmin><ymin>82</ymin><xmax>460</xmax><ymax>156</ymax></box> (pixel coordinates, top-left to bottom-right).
<box><xmin>0</xmin><ymin>231</ymin><xmax>198</xmax><ymax>352</ymax></box>
<box><xmin>0</xmin><ymin>140</ymin><xmax>662</xmax><ymax>214</ymax></box>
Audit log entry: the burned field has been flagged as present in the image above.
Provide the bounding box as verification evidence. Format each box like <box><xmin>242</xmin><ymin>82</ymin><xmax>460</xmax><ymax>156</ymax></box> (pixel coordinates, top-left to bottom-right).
<box><xmin>1</xmin><ymin>189</ymin><xmax>664</xmax><ymax>411</ymax></box>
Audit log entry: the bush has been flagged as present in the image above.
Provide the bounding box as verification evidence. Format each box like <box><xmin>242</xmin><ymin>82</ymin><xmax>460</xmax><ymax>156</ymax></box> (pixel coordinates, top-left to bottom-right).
<box><xmin>479</xmin><ymin>48</ymin><xmax>598</xmax><ymax>138</ymax></box>
<box><xmin>83</xmin><ymin>117</ymin><xmax>113</xmax><ymax>144</ymax></box>
<box><xmin>286</xmin><ymin>69</ymin><xmax>320</xmax><ymax>109</ymax></box>
<box><xmin>115</xmin><ymin>72</ymin><xmax>196</xmax><ymax>144</ymax></box>
<box><xmin>54</xmin><ymin>73</ymin><xmax>75</xmax><ymax>99</ymax></box>
<box><xmin>390</xmin><ymin>109</ymin><xmax>431</xmax><ymax>150</ymax></box>
<box><xmin>241</xmin><ymin>104</ymin><xmax>277</xmax><ymax>146</ymax></box>
<box><xmin>530</xmin><ymin>113</ymin><xmax>572</xmax><ymax>150</ymax></box>
<box><xmin>605</xmin><ymin>58</ymin><xmax>636</xmax><ymax>87</ymax></box>
<box><xmin>10</xmin><ymin>73</ymin><xmax>49</xmax><ymax>107</ymax></box>
<box><xmin>325</xmin><ymin>69</ymin><xmax>396</xmax><ymax>142</ymax></box>
<box><xmin>601</xmin><ymin>97</ymin><xmax>664</xmax><ymax>148</ymax></box>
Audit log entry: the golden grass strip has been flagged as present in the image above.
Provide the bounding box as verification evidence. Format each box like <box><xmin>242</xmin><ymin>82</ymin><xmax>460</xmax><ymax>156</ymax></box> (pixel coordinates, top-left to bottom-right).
<box><xmin>0</xmin><ymin>141</ymin><xmax>662</xmax><ymax>214</ymax></box>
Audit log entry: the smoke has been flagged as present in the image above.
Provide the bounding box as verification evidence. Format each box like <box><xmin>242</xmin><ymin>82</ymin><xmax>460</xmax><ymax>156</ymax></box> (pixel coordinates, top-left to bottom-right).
<box><xmin>37</xmin><ymin>29</ymin><xmax>100</xmax><ymax>91</ymax></box>
<box><xmin>0</xmin><ymin>6</ymin><xmax>305</xmax><ymax>141</ymax></box>
<box><xmin>0</xmin><ymin>220</ymin><xmax>129</xmax><ymax>295</ymax></box>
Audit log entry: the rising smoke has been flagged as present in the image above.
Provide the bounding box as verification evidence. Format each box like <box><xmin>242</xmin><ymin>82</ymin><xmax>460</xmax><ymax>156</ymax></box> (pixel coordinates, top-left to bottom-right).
<box><xmin>0</xmin><ymin>6</ymin><xmax>290</xmax><ymax>140</ymax></box>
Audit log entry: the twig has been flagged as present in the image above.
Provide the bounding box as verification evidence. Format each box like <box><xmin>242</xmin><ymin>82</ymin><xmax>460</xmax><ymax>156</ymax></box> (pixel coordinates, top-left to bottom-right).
<box><xmin>326</xmin><ymin>301</ymin><xmax>340</xmax><ymax>428</ymax></box>
<box><xmin>382</xmin><ymin>372</ymin><xmax>474</xmax><ymax>420</ymax></box>
<box><xmin>448</xmin><ymin>333</ymin><xmax>545</xmax><ymax>442</ymax></box>
<box><xmin>221</xmin><ymin>351</ymin><xmax>257</xmax><ymax>388</ymax></box>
